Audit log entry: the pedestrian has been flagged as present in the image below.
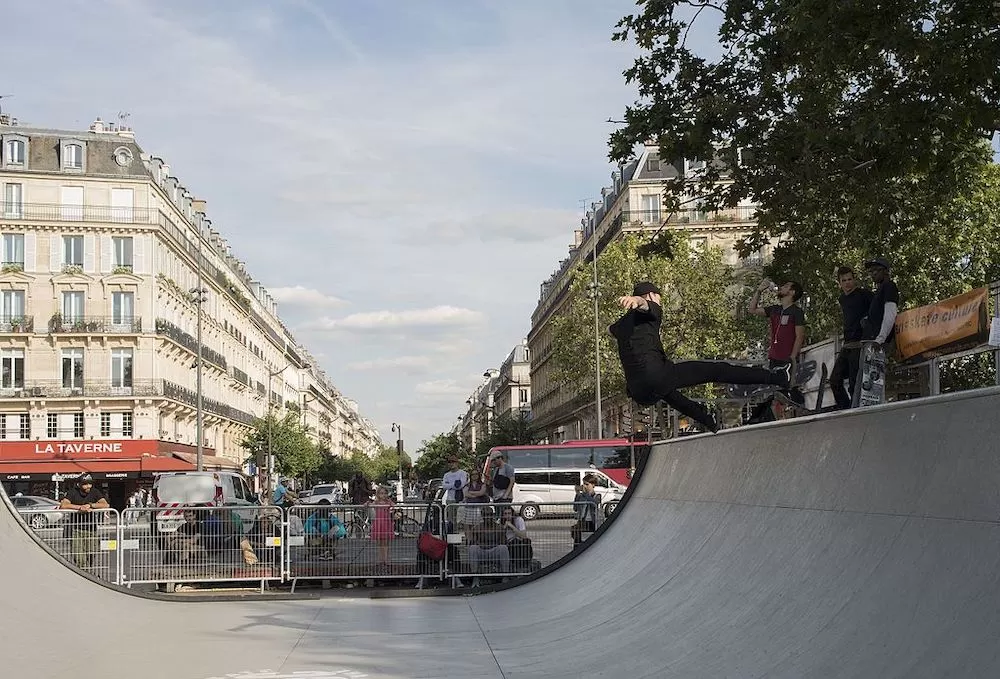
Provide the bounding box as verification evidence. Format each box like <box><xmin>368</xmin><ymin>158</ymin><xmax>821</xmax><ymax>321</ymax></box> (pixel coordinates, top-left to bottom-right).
<box><xmin>860</xmin><ymin>257</ymin><xmax>900</xmax><ymax>348</ymax></box>
<box><xmin>609</xmin><ymin>281</ymin><xmax>791</xmax><ymax>433</ymax></box>
<box><xmin>571</xmin><ymin>474</ymin><xmax>600</xmax><ymax>546</ymax></box>
<box><xmin>829</xmin><ymin>266</ymin><xmax>874</xmax><ymax>409</ymax></box>
<box><xmin>747</xmin><ymin>278</ymin><xmax>807</xmax><ymax>421</ymax></box>
<box><xmin>59</xmin><ymin>473</ymin><xmax>109</xmax><ymax>569</ymax></box>
<box><xmin>368</xmin><ymin>486</ymin><xmax>395</xmax><ymax>569</ymax></box>
<box><xmin>441</xmin><ymin>455</ymin><xmax>468</xmax><ymax>528</ymax></box>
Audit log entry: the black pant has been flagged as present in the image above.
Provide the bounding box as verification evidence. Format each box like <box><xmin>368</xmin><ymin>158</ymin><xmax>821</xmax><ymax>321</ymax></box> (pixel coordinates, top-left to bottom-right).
<box><xmin>829</xmin><ymin>346</ymin><xmax>861</xmax><ymax>409</ymax></box>
<box><xmin>632</xmin><ymin>360</ymin><xmax>777</xmax><ymax>428</ymax></box>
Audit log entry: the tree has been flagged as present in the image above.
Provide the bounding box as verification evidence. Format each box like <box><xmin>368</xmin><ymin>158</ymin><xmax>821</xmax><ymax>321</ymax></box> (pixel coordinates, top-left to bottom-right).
<box><xmin>475</xmin><ymin>411</ymin><xmax>536</xmax><ymax>456</ymax></box>
<box><xmin>369</xmin><ymin>445</ymin><xmax>412</xmax><ymax>483</ymax></box>
<box><xmin>240</xmin><ymin>410</ymin><xmax>321</xmax><ymax>480</ymax></box>
<box><xmin>609</xmin><ymin>1</ymin><xmax>1000</xmax><ymax>338</ymax></box>
<box><xmin>414</xmin><ymin>432</ymin><xmax>465</xmax><ymax>480</ymax></box>
<box><xmin>550</xmin><ymin>234</ymin><xmax>759</xmax><ymax>402</ymax></box>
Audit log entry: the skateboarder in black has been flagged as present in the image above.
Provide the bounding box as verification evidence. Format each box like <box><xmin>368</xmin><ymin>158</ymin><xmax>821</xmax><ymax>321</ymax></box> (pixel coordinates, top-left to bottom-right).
<box><xmin>609</xmin><ymin>281</ymin><xmax>790</xmax><ymax>433</ymax></box>
<box><xmin>861</xmin><ymin>257</ymin><xmax>899</xmax><ymax>347</ymax></box>
<box><xmin>829</xmin><ymin>266</ymin><xmax>874</xmax><ymax>409</ymax></box>
<box><xmin>747</xmin><ymin>279</ymin><xmax>807</xmax><ymax>421</ymax></box>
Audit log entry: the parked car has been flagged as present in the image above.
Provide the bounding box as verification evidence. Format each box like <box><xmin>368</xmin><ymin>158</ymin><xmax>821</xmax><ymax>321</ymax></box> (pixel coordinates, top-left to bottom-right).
<box><xmin>302</xmin><ymin>484</ymin><xmax>341</xmax><ymax>505</ymax></box>
<box><xmin>11</xmin><ymin>495</ymin><xmax>65</xmax><ymax>529</ymax></box>
<box><xmin>151</xmin><ymin>471</ymin><xmax>259</xmax><ymax>534</ymax></box>
<box><xmin>512</xmin><ymin>468</ymin><xmax>626</xmax><ymax>520</ymax></box>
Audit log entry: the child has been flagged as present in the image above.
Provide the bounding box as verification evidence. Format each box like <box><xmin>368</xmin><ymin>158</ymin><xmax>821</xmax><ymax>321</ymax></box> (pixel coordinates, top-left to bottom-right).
<box><xmin>368</xmin><ymin>486</ymin><xmax>395</xmax><ymax>568</ymax></box>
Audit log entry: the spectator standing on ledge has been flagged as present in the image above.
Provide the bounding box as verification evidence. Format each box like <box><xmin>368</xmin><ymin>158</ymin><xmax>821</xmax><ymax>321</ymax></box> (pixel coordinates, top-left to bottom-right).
<box><xmin>487</xmin><ymin>452</ymin><xmax>515</xmax><ymax>505</ymax></box>
<box><xmin>829</xmin><ymin>266</ymin><xmax>874</xmax><ymax>409</ymax></box>
<box><xmin>861</xmin><ymin>257</ymin><xmax>900</xmax><ymax>349</ymax></box>
<box><xmin>59</xmin><ymin>473</ymin><xmax>109</xmax><ymax>569</ymax></box>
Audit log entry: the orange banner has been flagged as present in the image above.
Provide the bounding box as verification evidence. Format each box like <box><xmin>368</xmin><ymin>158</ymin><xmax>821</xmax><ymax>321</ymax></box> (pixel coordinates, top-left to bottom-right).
<box><xmin>894</xmin><ymin>287</ymin><xmax>989</xmax><ymax>361</ymax></box>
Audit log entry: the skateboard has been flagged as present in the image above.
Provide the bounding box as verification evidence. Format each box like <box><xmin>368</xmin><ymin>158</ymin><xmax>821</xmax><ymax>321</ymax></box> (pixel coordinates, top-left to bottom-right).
<box><xmin>852</xmin><ymin>342</ymin><xmax>886</xmax><ymax>408</ymax></box>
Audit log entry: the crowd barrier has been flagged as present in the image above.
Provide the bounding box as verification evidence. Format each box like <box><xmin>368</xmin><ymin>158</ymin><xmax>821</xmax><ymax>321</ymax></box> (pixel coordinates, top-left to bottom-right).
<box><xmin>10</xmin><ymin>499</ymin><xmax>607</xmax><ymax>591</ymax></box>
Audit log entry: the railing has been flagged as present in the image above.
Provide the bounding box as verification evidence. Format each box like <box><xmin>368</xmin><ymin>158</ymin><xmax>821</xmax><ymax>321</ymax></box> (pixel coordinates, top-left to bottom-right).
<box><xmin>0</xmin><ymin>315</ymin><xmax>33</xmax><ymax>333</ymax></box>
<box><xmin>0</xmin><ymin>202</ymin><xmax>159</xmax><ymax>225</ymax></box>
<box><xmin>232</xmin><ymin>367</ymin><xmax>250</xmax><ymax>387</ymax></box>
<box><xmin>6</xmin><ymin>380</ymin><xmax>163</xmax><ymax>398</ymax></box>
<box><xmin>620</xmin><ymin>205</ymin><xmax>758</xmax><ymax>226</ymax></box>
<box><xmin>154</xmin><ymin>318</ymin><xmax>227</xmax><ymax>370</ymax></box>
<box><xmin>49</xmin><ymin>315</ymin><xmax>142</xmax><ymax>334</ymax></box>
<box><xmin>162</xmin><ymin>381</ymin><xmax>254</xmax><ymax>425</ymax></box>
<box><xmin>6</xmin><ymin>499</ymin><xmax>607</xmax><ymax>591</ymax></box>
<box><xmin>1</xmin><ymin>261</ymin><xmax>24</xmax><ymax>272</ymax></box>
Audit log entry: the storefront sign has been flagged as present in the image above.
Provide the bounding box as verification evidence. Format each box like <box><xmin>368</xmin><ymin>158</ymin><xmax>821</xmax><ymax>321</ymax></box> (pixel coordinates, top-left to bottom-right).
<box><xmin>894</xmin><ymin>287</ymin><xmax>990</xmax><ymax>362</ymax></box>
<box><xmin>33</xmin><ymin>441</ymin><xmax>124</xmax><ymax>455</ymax></box>
<box><xmin>0</xmin><ymin>440</ymin><xmax>158</xmax><ymax>461</ymax></box>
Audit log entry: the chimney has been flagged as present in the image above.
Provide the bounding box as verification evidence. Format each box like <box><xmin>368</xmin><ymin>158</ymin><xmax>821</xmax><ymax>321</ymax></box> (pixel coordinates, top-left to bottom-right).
<box><xmin>90</xmin><ymin>117</ymin><xmax>105</xmax><ymax>133</ymax></box>
<box><xmin>573</xmin><ymin>229</ymin><xmax>584</xmax><ymax>247</ymax></box>
<box><xmin>192</xmin><ymin>199</ymin><xmax>206</xmax><ymax>214</ymax></box>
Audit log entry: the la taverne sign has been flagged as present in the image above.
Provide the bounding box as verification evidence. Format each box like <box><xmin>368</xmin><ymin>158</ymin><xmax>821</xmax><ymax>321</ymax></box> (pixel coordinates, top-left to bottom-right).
<box><xmin>34</xmin><ymin>442</ymin><xmax>124</xmax><ymax>455</ymax></box>
<box><xmin>0</xmin><ymin>439</ymin><xmax>159</xmax><ymax>460</ymax></box>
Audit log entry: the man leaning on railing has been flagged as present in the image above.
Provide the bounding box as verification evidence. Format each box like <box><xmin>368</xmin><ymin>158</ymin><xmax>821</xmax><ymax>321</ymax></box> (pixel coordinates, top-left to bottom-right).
<box><xmin>59</xmin><ymin>473</ymin><xmax>109</xmax><ymax>569</ymax></box>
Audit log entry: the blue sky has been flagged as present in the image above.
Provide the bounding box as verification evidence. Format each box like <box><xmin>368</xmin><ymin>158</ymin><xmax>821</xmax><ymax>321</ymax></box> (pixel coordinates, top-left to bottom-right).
<box><xmin>1</xmin><ymin>0</ymin><xmax>651</xmax><ymax>451</ymax></box>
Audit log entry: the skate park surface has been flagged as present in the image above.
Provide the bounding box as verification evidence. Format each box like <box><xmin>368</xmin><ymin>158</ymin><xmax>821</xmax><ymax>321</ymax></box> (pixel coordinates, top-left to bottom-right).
<box><xmin>3</xmin><ymin>387</ymin><xmax>1000</xmax><ymax>679</ymax></box>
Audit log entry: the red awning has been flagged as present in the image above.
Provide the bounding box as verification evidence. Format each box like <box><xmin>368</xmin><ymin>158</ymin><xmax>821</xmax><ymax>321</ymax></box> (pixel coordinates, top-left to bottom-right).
<box><xmin>0</xmin><ymin>456</ymin><xmax>195</xmax><ymax>482</ymax></box>
<box><xmin>169</xmin><ymin>451</ymin><xmax>242</xmax><ymax>471</ymax></box>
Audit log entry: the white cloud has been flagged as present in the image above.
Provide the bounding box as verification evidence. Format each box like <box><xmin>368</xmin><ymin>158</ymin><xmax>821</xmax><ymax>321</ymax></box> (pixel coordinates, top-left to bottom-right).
<box><xmin>345</xmin><ymin>356</ymin><xmax>431</xmax><ymax>373</ymax></box>
<box><xmin>407</xmin><ymin>208</ymin><xmax>582</xmax><ymax>245</ymax></box>
<box><xmin>415</xmin><ymin>379</ymin><xmax>475</xmax><ymax>397</ymax></box>
<box><xmin>270</xmin><ymin>286</ymin><xmax>347</xmax><ymax>308</ymax></box>
<box><xmin>302</xmin><ymin>306</ymin><xmax>486</xmax><ymax>333</ymax></box>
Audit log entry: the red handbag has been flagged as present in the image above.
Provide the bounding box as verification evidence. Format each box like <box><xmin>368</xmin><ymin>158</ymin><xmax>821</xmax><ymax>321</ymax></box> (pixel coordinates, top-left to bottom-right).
<box><xmin>418</xmin><ymin>531</ymin><xmax>447</xmax><ymax>561</ymax></box>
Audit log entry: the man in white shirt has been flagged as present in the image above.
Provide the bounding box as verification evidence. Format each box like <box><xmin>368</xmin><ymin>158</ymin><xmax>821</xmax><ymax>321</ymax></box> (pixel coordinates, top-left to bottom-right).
<box><xmin>441</xmin><ymin>456</ymin><xmax>469</xmax><ymax>529</ymax></box>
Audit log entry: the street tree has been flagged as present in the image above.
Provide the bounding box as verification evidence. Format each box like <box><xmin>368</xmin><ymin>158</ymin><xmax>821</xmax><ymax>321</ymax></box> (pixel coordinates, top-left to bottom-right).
<box><xmin>609</xmin><ymin>0</ymin><xmax>1000</xmax><ymax>331</ymax></box>
<box><xmin>550</xmin><ymin>234</ymin><xmax>758</xmax><ymax>402</ymax></box>
<box><xmin>241</xmin><ymin>410</ymin><xmax>321</xmax><ymax>481</ymax></box>
<box><xmin>414</xmin><ymin>432</ymin><xmax>466</xmax><ymax>480</ymax></box>
<box><xmin>475</xmin><ymin>411</ymin><xmax>536</xmax><ymax>456</ymax></box>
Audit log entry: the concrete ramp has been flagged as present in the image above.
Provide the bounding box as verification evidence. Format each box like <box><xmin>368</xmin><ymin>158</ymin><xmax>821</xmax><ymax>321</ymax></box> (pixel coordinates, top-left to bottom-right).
<box><xmin>3</xmin><ymin>388</ymin><xmax>1000</xmax><ymax>678</ymax></box>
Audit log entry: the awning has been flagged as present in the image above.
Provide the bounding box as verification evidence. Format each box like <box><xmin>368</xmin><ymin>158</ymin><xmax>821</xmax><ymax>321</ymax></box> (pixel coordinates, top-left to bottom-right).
<box><xmin>0</xmin><ymin>456</ymin><xmax>195</xmax><ymax>482</ymax></box>
<box><xmin>169</xmin><ymin>451</ymin><xmax>242</xmax><ymax>471</ymax></box>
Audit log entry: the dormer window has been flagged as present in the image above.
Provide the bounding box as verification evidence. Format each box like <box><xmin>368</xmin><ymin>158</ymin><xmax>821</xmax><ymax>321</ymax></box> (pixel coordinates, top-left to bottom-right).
<box><xmin>1</xmin><ymin>135</ymin><xmax>28</xmax><ymax>169</ymax></box>
<box><xmin>60</xmin><ymin>139</ymin><xmax>86</xmax><ymax>172</ymax></box>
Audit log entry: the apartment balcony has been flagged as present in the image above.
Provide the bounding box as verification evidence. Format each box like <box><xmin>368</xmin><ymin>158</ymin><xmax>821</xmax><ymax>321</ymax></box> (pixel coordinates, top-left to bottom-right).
<box><xmin>48</xmin><ymin>315</ymin><xmax>143</xmax><ymax>334</ymax></box>
<box><xmin>154</xmin><ymin>318</ymin><xmax>228</xmax><ymax>371</ymax></box>
<box><xmin>0</xmin><ymin>202</ymin><xmax>159</xmax><ymax>225</ymax></box>
<box><xmin>231</xmin><ymin>367</ymin><xmax>250</xmax><ymax>389</ymax></box>
<box><xmin>0</xmin><ymin>315</ymin><xmax>34</xmax><ymax>333</ymax></box>
<box><xmin>621</xmin><ymin>205</ymin><xmax>758</xmax><ymax>227</ymax></box>
<box><xmin>0</xmin><ymin>379</ymin><xmax>164</xmax><ymax>399</ymax></box>
<box><xmin>1</xmin><ymin>261</ymin><xmax>24</xmax><ymax>273</ymax></box>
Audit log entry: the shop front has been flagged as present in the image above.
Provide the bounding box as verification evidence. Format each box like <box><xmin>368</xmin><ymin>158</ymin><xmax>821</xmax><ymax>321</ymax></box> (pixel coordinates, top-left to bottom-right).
<box><xmin>0</xmin><ymin>440</ymin><xmax>215</xmax><ymax>509</ymax></box>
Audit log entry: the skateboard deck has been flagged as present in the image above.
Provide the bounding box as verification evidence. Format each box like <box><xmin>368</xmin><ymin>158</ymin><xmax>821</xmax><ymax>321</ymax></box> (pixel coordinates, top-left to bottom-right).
<box><xmin>852</xmin><ymin>342</ymin><xmax>886</xmax><ymax>408</ymax></box>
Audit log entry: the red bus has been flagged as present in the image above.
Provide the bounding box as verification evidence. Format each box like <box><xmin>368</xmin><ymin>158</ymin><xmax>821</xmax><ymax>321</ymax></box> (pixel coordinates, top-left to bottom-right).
<box><xmin>482</xmin><ymin>438</ymin><xmax>650</xmax><ymax>486</ymax></box>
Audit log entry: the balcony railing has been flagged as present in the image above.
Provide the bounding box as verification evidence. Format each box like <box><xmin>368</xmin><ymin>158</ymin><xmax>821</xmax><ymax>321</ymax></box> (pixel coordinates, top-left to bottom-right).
<box><xmin>154</xmin><ymin>319</ymin><xmax>228</xmax><ymax>370</ymax></box>
<box><xmin>232</xmin><ymin>367</ymin><xmax>250</xmax><ymax>387</ymax></box>
<box><xmin>0</xmin><ymin>315</ymin><xmax>34</xmax><ymax>333</ymax></box>
<box><xmin>621</xmin><ymin>205</ymin><xmax>758</xmax><ymax>226</ymax></box>
<box><xmin>1</xmin><ymin>261</ymin><xmax>24</xmax><ymax>273</ymax></box>
<box><xmin>48</xmin><ymin>315</ymin><xmax>142</xmax><ymax>334</ymax></box>
<box><xmin>0</xmin><ymin>379</ymin><xmax>253</xmax><ymax>424</ymax></box>
<box><xmin>0</xmin><ymin>202</ymin><xmax>159</xmax><ymax>225</ymax></box>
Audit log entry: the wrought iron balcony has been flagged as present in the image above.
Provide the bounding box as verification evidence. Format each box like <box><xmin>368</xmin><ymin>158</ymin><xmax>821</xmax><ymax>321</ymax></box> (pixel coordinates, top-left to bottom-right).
<box><xmin>154</xmin><ymin>318</ymin><xmax>227</xmax><ymax>370</ymax></box>
<box><xmin>48</xmin><ymin>315</ymin><xmax>142</xmax><ymax>334</ymax></box>
<box><xmin>232</xmin><ymin>367</ymin><xmax>250</xmax><ymax>387</ymax></box>
<box><xmin>0</xmin><ymin>201</ymin><xmax>158</xmax><ymax>225</ymax></box>
<box><xmin>0</xmin><ymin>315</ymin><xmax>34</xmax><ymax>333</ymax></box>
<box><xmin>620</xmin><ymin>205</ymin><xmax>758</xmax><ymax>226</ymax></box>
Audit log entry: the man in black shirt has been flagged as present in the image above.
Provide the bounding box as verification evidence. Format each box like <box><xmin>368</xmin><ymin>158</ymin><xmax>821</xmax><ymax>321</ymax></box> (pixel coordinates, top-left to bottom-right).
<box><xmin>60</xmin><ymin>473</ymin><xmax>109</xmax><ymax>569</ymax></box>
<box><xmin>829</xmin><ymin>266</ymin><xmax>874</xmax><ymax>409</ymax></box>
<box><xmin>861</xmin><ymin>257</ymin><xmax>900</xmax><ymax>347</ymax></box>
<box><xmin>609</xmin><ymin>281</ymin><xmax>790</xmax><ymax>433</ymax></box>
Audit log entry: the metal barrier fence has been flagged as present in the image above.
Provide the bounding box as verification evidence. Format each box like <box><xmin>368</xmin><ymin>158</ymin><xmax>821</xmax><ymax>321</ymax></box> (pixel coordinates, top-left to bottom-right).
<box><xmin>286</xmin><ymin>503</ymin><xmax>443</xmax><ymax>591</ymax></box>
<box><xmin>9</xmin><ymin>500</ymin><xmax>608</xmax><ymax>591</ymax></box>
<box><xmin>119</xmin><ymin>506</ymin><xmax>284</xmax><ymax>592</ymax></box>
<box><xmin>16</xmin><ymin>507</ymin><xmax>120</xmax><ymax>584</ymax></box>
<box><xmin>446</xmin><ymin>501</ymin><xmax>603</xmax><ymax>587</ymax></box>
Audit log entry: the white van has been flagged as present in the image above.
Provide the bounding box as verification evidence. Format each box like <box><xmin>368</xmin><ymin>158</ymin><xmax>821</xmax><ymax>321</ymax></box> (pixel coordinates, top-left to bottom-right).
<box><xmin>151</xmin><ymin>471</ymin><xmax>259</xmax><ymax>534</ymax></box>
<box><xmin>512</xmin><ymin>468</ymin><xmax>625</xmax><ymax>520</ymax></box>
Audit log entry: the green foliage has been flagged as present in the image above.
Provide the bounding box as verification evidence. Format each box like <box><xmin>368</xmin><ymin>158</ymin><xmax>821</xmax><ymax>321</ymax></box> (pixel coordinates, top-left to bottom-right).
<box><xmin>940</xmin><ymin>352</ymin><xmax>997</xmax><ymax>394</ymax></box>
<box><xmin>474</xmin><ymin>411</ymin><xmax>536</xmax><ymax>457</ymax></box>
<box><xmin>414</xmin><ymin>432</ymin><xmax>468</xmax><ymax>480</ymax></box>
<box><xmin>240</xmin><ymin>410</ymin><xmax>321</xmax><ymax>480</ymax></box>
<box><xmin>550</xmin><ymin>234</ymin><xmax>758</xmax><ymax>401</ymax></box>
<box><xmin>610</xmin><ymin>1</ymin><xmax>1000</xmax><ymax>336</ymax></box>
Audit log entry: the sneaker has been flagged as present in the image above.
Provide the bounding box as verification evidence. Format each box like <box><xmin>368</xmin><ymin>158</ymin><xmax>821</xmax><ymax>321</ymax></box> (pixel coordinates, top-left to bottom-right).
<box><xmin>769</xmin><ymin>363</ymin><xmax>792</xmax><ymax>389</ymax></box>
<box><xmin>702</xmin><ymin>413</ymin><xmax>720</xmax><ymax>433</ymax></box>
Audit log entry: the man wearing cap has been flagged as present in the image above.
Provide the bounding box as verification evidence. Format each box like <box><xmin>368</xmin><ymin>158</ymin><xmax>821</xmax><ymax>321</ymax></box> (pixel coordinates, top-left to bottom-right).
<box><xmin>441</xmin><ymin>455</ymin><xmax>469</xmax><ymax>527</ymax></box>
<box><xmin>861</xmin><ymin>257</ymin><xmax>900</xmax><ymax>348</ymax></box>
<box><xmin>59</xmin><ymin>473</ymin><xmax>109</xmax><ymax>569</ymax></box>
<box><xmin>609</xmin><ymin>281</ymin><xmax>790</xmax><ymax>433</ymax></box>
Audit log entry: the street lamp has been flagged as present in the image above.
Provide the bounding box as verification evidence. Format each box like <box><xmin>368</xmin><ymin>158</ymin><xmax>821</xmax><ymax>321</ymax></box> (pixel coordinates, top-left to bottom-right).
<box><xmin>587</xmin><ymin>240</ymin><xmax>603</xmax><ymax>439</ymax></box>
<box><xmin>390</xmin><ymin>422</ymin><xmax>403</xmax><ymax>501</ymax></box>
<box><xmin>189</xmin><ymin>281</ymin><xmax>208</xmax><ymax>472</ymax></box>
<box><xmin>265</xmin><ymin>365</ymin><xmax>289</xmax><ymax>501</ymax></box>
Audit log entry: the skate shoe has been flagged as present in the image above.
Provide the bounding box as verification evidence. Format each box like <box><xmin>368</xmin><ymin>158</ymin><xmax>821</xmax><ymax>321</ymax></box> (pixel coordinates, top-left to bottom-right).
<box><xmin>769</xmin><ymin>363</ymin><xmax>792</xmax><ymax>389</ymax></box>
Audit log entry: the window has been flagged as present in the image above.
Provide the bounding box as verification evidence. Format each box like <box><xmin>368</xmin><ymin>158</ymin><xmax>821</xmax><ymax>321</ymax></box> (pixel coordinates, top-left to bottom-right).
<box><xmin>640</xmin><ymin>194</ymin><xmax>661</xmax><ymax>223</ymax></box>
<box><xmin>110</xmin><ymin>189</ymin><xmax>133</xmax><ymax>223</ymax></box>
<box><xmin>645</xmin><ymin>157</ymin><xmax>661</xmax><ymax>173</ymax></box>
<box><xmin>73</xmin><ymin>412</ymin><xmax>84</xmax><ymax>438</ymax></box>
<box><xmin>549</xmin><ymin>472</ymin><xmax>580</xmax><ymax>487</ymax></box>
<box><xmin>3</xmin><ymin>184</ymin><xmax>22</xmax><ymax>219</ymax></box>
<box><xmin>519</xmin><ymin>388</ymin><xmax>529</xmax><ymax>404</ymax></box>
<box><xmin>2</xmin><ymin>233</ymin><xmax>23</xmax><ymax>267</ymax></box>
<box><xmin>1</xmin><ymin>349</ymin><xmax>24</xmax><ymax>389</ymax></box>
<box><xmin>63</xmin><ymin>235</ymin><xmax>84</xmax><ymax>267</ymax></box>
<box><xmin>1</xmin><ymin>290</ymin><xmax>24</xmax><ymax>321</ymax></box>
<box><xmin>514</xmin><ymin>472</ymin><xmax>549</xmax><ymax>485</ymax></box>
<box><xmin>100</xmin><ymin>412</ymin><xmax>111</xmax><ymax>437</ymax></box>
<box><xmin>111</xmin><ymin>292</ymin><xmax>133</xmax><ymax>325</ymax></box>
<box><xmin>123</xmin><ymin>411</ymin><xmax>133</xmax><ymax>437</ymax></box>
<box><xmin>112</xmin><ymin>236</ymin><xmax>133</xmax><ymax>270</ymax></box>
<box><xmin>60</xmin><ymin>186</ymin><xmax>84</xmax><ymax>221</ymax></box>
<box><xmin>690</xmin><ymin>236</ymin><xmax>707</xmax><ymax>251</ymax></box>
<box><xmin>111</xmin><ymin>348</ymin><xmax>133</xmax><ymax>389</ymax></box>
<box><xmin>63</xmin><ymin>144</ymin><xmax>83</xmax><ymax>169</ymax></box>
<box><xmin>47</xmin><ymin>413</ymin><xmax>57</xmax><ymax>438</ymax></box>
<box><xmin>19</xmin><ymin>413</ymin><xmax>29</xmax><ymax>439</ymax></box>
<box><xmin>6</xmin><ymin>139</ymin><xmax>24</xmax><ymax>165</ymax></box>
<box><xmin>62</xmin><ymin>291</ymin><xmax>84</xmax><ymax>323</ymax></box>
<box><xmin>61</xmin><ymin>349</ymin><xmax>84</xmax><ymax>389</ymax></box>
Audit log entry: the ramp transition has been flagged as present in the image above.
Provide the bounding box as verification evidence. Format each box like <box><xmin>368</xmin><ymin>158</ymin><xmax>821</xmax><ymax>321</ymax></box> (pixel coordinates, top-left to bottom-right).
<box><xmin>3</xmin><ymin>387</ymin><xmax>999</xmax><ymax>678</ymax></box>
